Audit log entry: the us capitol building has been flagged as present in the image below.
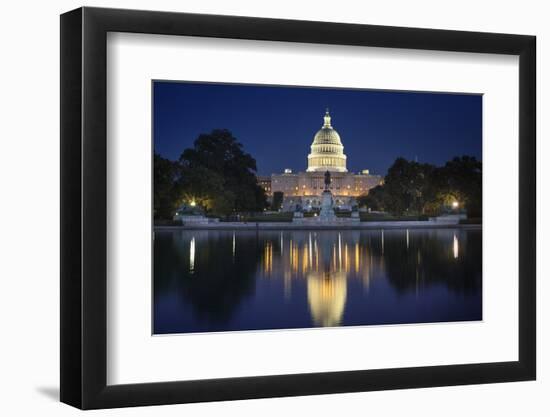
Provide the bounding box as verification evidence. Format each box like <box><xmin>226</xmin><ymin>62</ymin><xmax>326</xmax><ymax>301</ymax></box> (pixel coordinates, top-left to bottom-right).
<box><xmin>258</xmin><ymin>110</ymin><xmax>383</xmax><ymax>212</ymax></box>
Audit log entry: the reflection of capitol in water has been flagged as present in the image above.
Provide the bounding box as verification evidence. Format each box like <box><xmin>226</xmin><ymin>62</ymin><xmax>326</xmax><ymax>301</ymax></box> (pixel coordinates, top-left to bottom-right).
<box><xmin>169</xmin><ymin>230</ymin><xmax>464</xmax><ymax>328</ymax></box>
<box><xmin>155</xmin><ymin>228</ymin><xmax>477</xmax><ymax>334</ymax></box>
<box><xmin>307</xmin><ymin>270</ymin><xmax>347</xmax><ymax>327</ymax></box>
<box><xmin>260</xmin><ymin>231</ymin><xmax>386</xmax><ymax>327</ymax></box>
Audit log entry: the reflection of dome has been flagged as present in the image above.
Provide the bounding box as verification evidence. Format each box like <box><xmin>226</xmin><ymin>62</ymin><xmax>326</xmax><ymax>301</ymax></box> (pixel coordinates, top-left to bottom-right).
<box><xmin>307</xmin><ymin>270</ymin><xmax>347</xmax><ymax>327</ymax></box>
<box><xmin>307</xmin><ymin>110</ymin><xmax>348</xmax><ymax>173</ymax></box>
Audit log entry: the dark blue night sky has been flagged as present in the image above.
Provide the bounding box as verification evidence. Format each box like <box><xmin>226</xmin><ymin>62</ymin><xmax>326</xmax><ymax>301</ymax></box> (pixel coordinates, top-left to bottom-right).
<box><xmin>153</xmin><ymin>81</ymin><xmax>481</xmax><ymax>176</ymax></box>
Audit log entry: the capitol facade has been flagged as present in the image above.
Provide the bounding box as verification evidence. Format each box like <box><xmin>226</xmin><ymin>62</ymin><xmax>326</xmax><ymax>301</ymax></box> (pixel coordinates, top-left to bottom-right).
<box><xmin>258</xmin><ymin>110</ymin><xmax>383</xmax><ymax>212</ymax></box>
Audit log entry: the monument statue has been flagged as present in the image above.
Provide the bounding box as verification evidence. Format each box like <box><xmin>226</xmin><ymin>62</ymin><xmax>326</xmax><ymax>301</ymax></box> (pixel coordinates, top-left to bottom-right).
<box><xmin>317</xmin><ymin>170</ymin><xmax>336</xmax><ymax>221</ymax></box>
<box><xmin>324</xmin><ymin>170</ymin><xmax>331</xmax><ymax>190</ymax></box>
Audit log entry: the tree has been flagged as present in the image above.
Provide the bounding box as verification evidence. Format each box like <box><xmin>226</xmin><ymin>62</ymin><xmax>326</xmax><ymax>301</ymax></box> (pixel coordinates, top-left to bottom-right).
<box><xmin>178</xmin><ymin>129</ymin><xmax>267</xmax><ymax>215</ymax></box>
<box><xmin>153</xmin><ymin>153</ymin><xmax>179</xmax><ymax>220</ymax></box>
<box><xmin>176</xmin><ymin>165</ymin><xmax>235</xmax><ymax>215</ymax></box>
<box><xmin>358</xmin><ymin>156</ymin><xmax>482</xmax><ymax>217</ymax></box>
<box><xmin>438</xmin><ymin>156</ymin><xmax>482</xmax><ymax>217</ymax></box>
<box><xmin>357</xmin><ymin>185</ymin><xmax>384</xmax><ymax>211</ymax></box>
<box><xmin>271</xmin><ymin>191</ymin><xmax>284</xmax><ymax>211</ymax></box>
<box><xmin>383</xmin><ymin>158</ymin><xmax>435</xmax><ymax>215</ymax></box>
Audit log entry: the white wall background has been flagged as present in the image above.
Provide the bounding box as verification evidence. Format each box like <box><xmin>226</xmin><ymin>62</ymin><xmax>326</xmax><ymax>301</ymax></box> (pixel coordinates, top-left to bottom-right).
<box><xmin>0</xmin><ymin>0</ymin><xmax>546</xmax><ymax>416</ymax></box>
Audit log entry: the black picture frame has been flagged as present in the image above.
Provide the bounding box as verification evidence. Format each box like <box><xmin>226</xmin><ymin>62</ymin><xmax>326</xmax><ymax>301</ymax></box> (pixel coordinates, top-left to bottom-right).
<box><xmin>60</xmin><ymin>6</ymin><xmax>536</xmax><ymax>409</ymax></box>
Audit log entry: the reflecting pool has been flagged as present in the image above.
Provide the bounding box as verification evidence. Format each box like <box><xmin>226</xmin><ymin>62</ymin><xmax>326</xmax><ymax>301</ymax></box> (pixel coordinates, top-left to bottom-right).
<box><xmin>153</xmin><ymin>229</ymin><xmax>482</xmax><ymax>334</ymax></box>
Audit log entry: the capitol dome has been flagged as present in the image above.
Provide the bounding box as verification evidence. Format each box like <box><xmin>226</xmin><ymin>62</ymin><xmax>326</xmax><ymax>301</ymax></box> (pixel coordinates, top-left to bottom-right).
<box><xmin>307</xmin><ymin>110</ymin><xmax>348</xmax><ymax>172</ymax></box>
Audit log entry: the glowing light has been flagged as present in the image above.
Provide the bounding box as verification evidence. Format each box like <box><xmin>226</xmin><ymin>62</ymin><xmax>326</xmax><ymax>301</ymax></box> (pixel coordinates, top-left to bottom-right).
<box><xmin>452</xmin><ymin>201</ymin><xmax>459</xmax><ymax>209</ymax></box>
<box><xmin>190</xmin><ymin>200</ymin><xmax>196</xmax><ymax>207</ymax></box>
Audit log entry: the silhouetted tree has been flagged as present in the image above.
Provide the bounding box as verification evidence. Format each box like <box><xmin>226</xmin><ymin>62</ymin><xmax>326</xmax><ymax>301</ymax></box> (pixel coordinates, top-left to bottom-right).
<box><xmin>357</xmin><ymin>185</ymin><xmax>385</xmax><ymax>210</ymax></box>
<box><xmin>383</xmin><ymin>158</ymin><xmax>436</xmax><ymax>215</ymax></box>
<box><xmin>178</xmin><ymin>129</ymin><xmax>267</xmax><ymax>214</ymax></box>
<box><xmin>438</xmin><ymin>156</ymin><xmax>482</xmax><ymax>218</ymax></box>
<box><xmin>271</xmin><ymin>191</ymin><xmax>284</xmax><ymax>211</ymax></box>
<box><xmin>358</xmin><ymin>156</ymin><xmax>482</xmax><ymax>217</ymax></box>
<box><xmin>153</xmin><ymin>153</ymin><xmax>179</xmax><ymax>220</ymax></box>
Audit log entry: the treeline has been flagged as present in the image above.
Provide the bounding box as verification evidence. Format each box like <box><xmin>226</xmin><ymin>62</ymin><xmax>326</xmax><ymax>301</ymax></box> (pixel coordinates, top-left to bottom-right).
<box><xmin>358</xmin><ymin>156</ymin><xmax>482</xmax><ymax>218</ymax></box>
<box><xmin>154</xmin><ymin>129</ymin><xmax>267</xmax><ymax>220</ymax></box>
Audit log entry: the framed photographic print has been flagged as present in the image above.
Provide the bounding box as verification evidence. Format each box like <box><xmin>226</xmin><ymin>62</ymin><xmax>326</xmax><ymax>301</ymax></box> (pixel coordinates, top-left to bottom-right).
<box><xmin>60</xmin><ymin>7</ymin><xmax>536</xmax><ymax>409</ymax></box>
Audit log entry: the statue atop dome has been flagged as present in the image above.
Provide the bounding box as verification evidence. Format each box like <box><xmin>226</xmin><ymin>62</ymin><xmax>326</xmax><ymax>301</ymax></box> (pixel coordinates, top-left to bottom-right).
<box><xmin>323</xmin><ymin>108</ymin><xmax>332</xmax><ymax>127</ymax></box>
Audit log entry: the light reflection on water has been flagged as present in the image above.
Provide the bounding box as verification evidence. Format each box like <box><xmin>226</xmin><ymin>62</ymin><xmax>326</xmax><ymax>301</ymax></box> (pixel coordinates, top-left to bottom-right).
<box><xmin>453</xmin><ymin>233</ymin><xmax>459</xmax><ymax>259</ymax></box>
<box><xmin>189</xmin><ymin>237</ymin><xmax>195</xmax><ymax>274</ymax></box>
<box><xmin>154</xmin><ymin>228</ymin><xmax>482</xmax><ymax>334</ymax></box>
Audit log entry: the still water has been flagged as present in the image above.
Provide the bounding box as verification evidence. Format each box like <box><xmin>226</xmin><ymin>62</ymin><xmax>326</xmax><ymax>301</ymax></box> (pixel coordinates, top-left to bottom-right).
<box><xmin>154</xmin><ymin>229</ymin><xmax>482</xmax><ymax>334</ymax></box>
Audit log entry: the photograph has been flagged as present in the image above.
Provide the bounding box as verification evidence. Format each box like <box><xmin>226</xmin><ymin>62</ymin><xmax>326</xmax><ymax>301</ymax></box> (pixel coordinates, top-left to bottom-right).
<box><xmin>153</xmin><ymin>81</ymin><xmax>483</xmax><ymax>335</ymax></box>
<box><xmin>54</xmin><ymin>3</ymin><xmax>539</xmax><ymax>411</ymax></box>
<box><xmin>0</xmin><ymin>0</ymin><xmax>541</xmax><ymax>413</ymax></box>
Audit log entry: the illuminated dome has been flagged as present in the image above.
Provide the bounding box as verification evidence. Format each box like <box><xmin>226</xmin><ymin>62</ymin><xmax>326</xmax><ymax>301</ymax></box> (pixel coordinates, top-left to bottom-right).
<box><xmin>307</xmin><ymin>110</ymin><xmax>348</xmax><ymax>172</ymax></box>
